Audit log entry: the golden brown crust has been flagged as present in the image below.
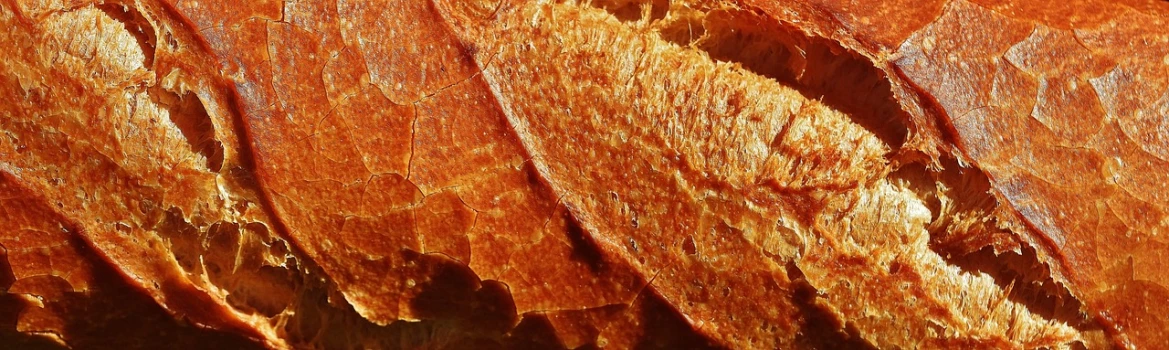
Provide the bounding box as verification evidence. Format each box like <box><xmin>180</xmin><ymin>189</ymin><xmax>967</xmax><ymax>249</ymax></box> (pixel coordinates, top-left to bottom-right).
<box><xmin>734</xmin><ymin>0</ymin><xmax>1169</xmax><ymax>347</ymax></box>
<box><xmin>0</xmin><ymin>173</ymin><xmax>263</xmax><ymax>349</ymax></box>
<box><xmin>756</xmin><ymin>0</ymin><xmax>1169</xmax><ymax>346</ymax></box>
<box><xmin>0</xmin><ymin>0</ymin><xmax>282</xmax><ymax>344</ymax></box>
<box><xmin>190</xmin><ymin>0</ymin><xmax>644</xmax><ymax>326</ymax></box>
<box><xmin>1</xmin><ymin>0</ymin><xmax>1165</xmax><ymax>348</ymax></box>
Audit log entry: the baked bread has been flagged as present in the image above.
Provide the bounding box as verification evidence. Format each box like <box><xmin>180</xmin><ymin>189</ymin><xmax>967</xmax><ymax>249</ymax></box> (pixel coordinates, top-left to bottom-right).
<box><xmin>1</xmin><ymin>0</ymin><xmax>1165</xmax><ymax>348</ymax></box>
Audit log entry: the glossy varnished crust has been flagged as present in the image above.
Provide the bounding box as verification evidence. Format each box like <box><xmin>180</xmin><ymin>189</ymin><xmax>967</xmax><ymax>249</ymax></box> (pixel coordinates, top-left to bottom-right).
<box><xmin>0</xmin><ymin>0</ymin><xmax>1165</xmax><ymax>348</ymax></box>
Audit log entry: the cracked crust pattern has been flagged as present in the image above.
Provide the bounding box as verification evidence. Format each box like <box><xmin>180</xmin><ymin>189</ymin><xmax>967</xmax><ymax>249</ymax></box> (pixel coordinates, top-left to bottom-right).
<box><xmin>2</xmin><ymin>0</ymin><xmax>1166</xmax><ymax>348</ymax></box>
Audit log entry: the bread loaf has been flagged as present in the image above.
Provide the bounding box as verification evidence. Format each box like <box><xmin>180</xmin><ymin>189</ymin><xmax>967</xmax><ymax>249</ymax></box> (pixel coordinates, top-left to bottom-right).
<box><xmin>1</xmin><ymin>0</ymin><xmax>1166</xmax><ymax>348</ymax></box>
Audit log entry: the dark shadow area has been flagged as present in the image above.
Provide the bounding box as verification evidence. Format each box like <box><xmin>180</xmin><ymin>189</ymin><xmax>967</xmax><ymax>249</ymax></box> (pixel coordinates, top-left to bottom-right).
<box><xmin>655</xmin><ymin>8</ymin><xmax>910</xmax><ymax>150</ymax></box>
<box><xmin>1</xmin><ymin>247</ymin><xmax>68</xmax><ymax>350</ymax></box>
<box><xmin>889</xmin><ymin>158</ymin><xmax>1099</xmax><ymax>335</ymax></box>
<box><xmin>785</xmin><ymin>263</ymin><xmax>877</xmax><ymax>350</ymax></box>
<box><xmin>0</xmin><ymin>240</ymin><xmax>265</xmax><ymax>349</ymax></box>
<box><xmin>0</xmin><ymin>173</ymin><xmax>261</xmax><ymax>349</ymax></box>
<box><xmin>947</xmin><ymin>246</ymin><xmax>1096</xmax><ymax>331</ymax></box>
<box><xmin>0</xmin><ymin>305</ymin><xmax>69</xmax><ymax>350</ymax></box>
<box><xmin>501</xmin><ymin>314</ymin><xmax>569</xmax><ymax>349</ymax></box>
<box><xmin>593</xmin><ymin>0</ymin><xmax>670</xmax><ymax>23</ymax></box>
<box><xmin>274</xmin><ymin>249</ymin><xmax>544</xmax><ymax>349</ymax></box>
<box><xmin>564</xmin><ymin>209</ymin><xmax>608</xmax><ymax>273</ymax></box>
<box><xmin>0</xmin><ymin>247</ymin><xmax>15</xmax><ymax>290</ymax></box>
<box><xmin>150</xmin><ymin>87</ymin><xmax>226</xmax><ymax>172</ymax></box>
<box><xmin>407</xmin><ymin>250</ymin><xmax>519</xmax><ymax>334</ymax></box>
<box><xmin>630</xmin><ymin>290</ymin><xmax>721</xmax><ymax>350</ymax></box>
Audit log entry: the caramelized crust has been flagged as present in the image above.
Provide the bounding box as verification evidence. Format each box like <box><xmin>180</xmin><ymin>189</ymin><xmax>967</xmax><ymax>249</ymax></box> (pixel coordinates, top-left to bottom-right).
<box><xmin>1</xmin><ymin>0</ymin><xmax>1165</xmax><ymax>348</ymax></box>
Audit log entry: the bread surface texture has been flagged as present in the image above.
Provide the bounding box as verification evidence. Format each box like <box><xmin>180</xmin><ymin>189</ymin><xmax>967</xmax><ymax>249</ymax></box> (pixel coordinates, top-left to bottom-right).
<box><xmin>1</xmin><ymin>0</ymin><xmax>1166</xmax><ymax>348</ymax></box>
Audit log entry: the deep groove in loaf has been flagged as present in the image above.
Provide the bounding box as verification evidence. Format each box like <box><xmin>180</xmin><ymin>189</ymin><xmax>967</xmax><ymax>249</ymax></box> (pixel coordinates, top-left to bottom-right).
<box><xmin>0</xmin><ymin>1</ymin><xmax>553</xmax><ymax>347</ymax></box>
<box><xmin>591</xmin><ymin>0</ymin><xmax>670</xmax><ymax>22</ymax></box>
<box><xmin>784</xmin><ymin>262</ymin><xmax>877</xmax><ymax>349</ymax></box>
<box><xmin>598</xmin><ymin>0</ymin><xmax>1098</xmax><ymax>336</ymax></box>
<box><xmin>148</xmin><ymin>87</ymin><xmax>226</xmax><ymax>172</ymax></box>
<box><xmin>651</xmin><ymin>4</ymin><xmax>908</xmax><ymax>149</ymax></box>
<box><xmin>891</xmin><ymin>159</ymin><xmax>1098</xmax><ymax>333</ymax></box>
<box><xmin>949</xmin><ymin>246</ymin><xmax>1093</xmax><ymax>328</ymax></box>
<box><xmin>448</xmin><ymin>1</ymin><xmax>1103</xmax><ymax>346</ymax></box>
<box><xmin>96</xmin><ymin>3</ymin><xmax>156</xmax><ymax>69</ymax></box>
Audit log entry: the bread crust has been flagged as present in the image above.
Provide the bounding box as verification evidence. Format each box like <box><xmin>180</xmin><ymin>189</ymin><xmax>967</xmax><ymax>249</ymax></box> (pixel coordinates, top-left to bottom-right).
<box><xmin>1</xmin><ymin>0</ymin><xmax>1165</xmax><ymax>348</ymax></box>
<box><xmin>744</xmin><ymin>0</ymin><xmax>1169</xmax><ymax>346</ymax></box>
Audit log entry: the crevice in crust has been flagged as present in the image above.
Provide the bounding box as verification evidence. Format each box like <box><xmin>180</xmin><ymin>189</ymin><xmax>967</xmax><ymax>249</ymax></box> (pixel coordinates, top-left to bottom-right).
<box><xmin>637</xmin><ymin>2</ymin><xmax>1103</xmax><ymax>344</ymax></box>
<box><xmin>96</xmin><ymin>3</ymin><xmax>156</xmax><ymax>69</ymax></box>
<box><xmin>650</xmin><ymin>4</ymin><xmax>909</xmax><ymax>149</ymax></box>
<box><xmin>4</xmin><ymin>1</ymin><xmax>540</xmax><ymax>347</ymax></box>
<box><xmin>563</xmin><ymin>208</ymin><xmax>608</xmax><ymax>272</ymax></box>
<box><xmin>591</xmin><ymin>0</ymin><xmax>670</xmax><ymax>23</ymax></box>
<box><xmin>451</xmin><ymin>1</ymin><xmax>1102</xmax><ymax>347</ymax></box>
<box><xmin>890</xmin><ymin>158</ymin><xmax>1104</xmax><ymax>338</ymax></box>
<box><xmin>949</xmin><ymin>246</ymin><xmax>1094</xmax><ymax>329</ymax></box>
<box><xmin>784</xmin><ymin>262</ymin><xmax>876</xmax><ymax>350</ymax></box>
<box><xmin>154</xmin><ymin>207</ymin><xmax>300</xmax><ymax>319</ymax></box>
<box><xmin>148</xmin><ymin>87</ymin><xmax>226</xmax><ymax>172</ymax></box>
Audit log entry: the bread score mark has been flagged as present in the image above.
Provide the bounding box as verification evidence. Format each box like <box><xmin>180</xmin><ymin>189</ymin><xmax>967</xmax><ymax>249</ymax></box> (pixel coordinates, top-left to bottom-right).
<box><xmin>437</xmin><ymin>0</ymin><xmax>1098</xmax><ymax>348</ymax></box>
<box><xmin>0</xmin><ymin>1</ymin><xmax>297</xmax><ymax>346</ymax></box>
